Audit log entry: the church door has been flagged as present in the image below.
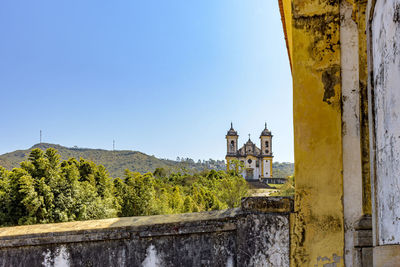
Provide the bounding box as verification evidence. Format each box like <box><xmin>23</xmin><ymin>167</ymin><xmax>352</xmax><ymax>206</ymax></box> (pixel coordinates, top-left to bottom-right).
<box><xmin>246</xmin><ymin>169</ymin><xmax>254</xmax><ymax>180</ymax></box>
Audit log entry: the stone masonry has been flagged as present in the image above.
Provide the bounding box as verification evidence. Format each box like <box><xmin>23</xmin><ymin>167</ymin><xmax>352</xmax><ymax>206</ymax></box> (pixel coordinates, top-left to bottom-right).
<box><xmin>0</xmin><ymin>197</ymin><xmax>292</xmax><ymax>267</ymax></box>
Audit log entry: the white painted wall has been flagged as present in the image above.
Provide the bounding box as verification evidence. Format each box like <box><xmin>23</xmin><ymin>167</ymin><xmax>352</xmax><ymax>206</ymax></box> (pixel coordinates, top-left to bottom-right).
<box><xmin>254</xmin><ymin>160</ymin><xmax>261</xmax><ymax>179</ymax></box>
<box><xmin>371</xmin><ymin>0</ymin><xmax>400</xmax><ymax>245</ymax></box>
<box><xmin>42</xmin><ymin>246</ymin><xmax>70</xmax><ymax>267</ymax></box>
<box><xmin>340</xmin><ymin>1</ymin><xmax>364</xmax><ymax>264</ymax></box>
<box><xmin>239</xmin><ymin>157</ymin><xmax>261</xmax><ymax>180</ymax></box>
<box><xmin>226</xmin><ymin>137</ymin><xmax>238</xmax><ymax>154</ymax></box>
<box><xmin>264</xmin><ymin>160</ymin><xmax>271</xmax><ymax>178</ymax></box>
<box><xmin>260</xmin><ymin>136</ymin><xmax>272</xmax><ymax>154</ymax></box>
<box><xmin>142</xmin><ymin>245</ymin><xmax>163</xmax><ymax>267</ymax></box>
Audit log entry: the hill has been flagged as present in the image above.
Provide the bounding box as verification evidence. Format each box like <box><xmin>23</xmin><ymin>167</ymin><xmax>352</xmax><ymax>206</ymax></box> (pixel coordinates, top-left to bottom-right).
<box><xmin>0</xmin><ymin>143</ymin><xmax>293</xmax><ymax>178</ymax></box>
<box><xmin>272</xmin><ymin>162</ymin><xmax>294</xmax><ymax>178</ymax></box>
<box><xmin>0</xmin><ymin>143</ymin><xmax>225</xmax><ymax>178</ymax></box>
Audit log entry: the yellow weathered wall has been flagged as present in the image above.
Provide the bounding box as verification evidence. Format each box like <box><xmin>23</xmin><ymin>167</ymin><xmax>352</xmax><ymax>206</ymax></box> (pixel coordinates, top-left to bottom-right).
<box><xmin>282</xmin><ymin>0</ymin><xmax>292</xmax><ymax>64</ymax></box>
<box><xmin>226</xmin><ymin>157</ymin><xmax>234</xmax><ymax>170</ymax></box>
<box><xmin>281</xmin><ymin>0</ymin><xmax>345</xmax><ymax>265</ymax></box>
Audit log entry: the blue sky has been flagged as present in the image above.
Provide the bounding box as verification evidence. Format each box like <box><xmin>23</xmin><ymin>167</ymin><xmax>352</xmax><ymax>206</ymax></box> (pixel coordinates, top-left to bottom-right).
<box><xmin>0</xmin><ymin>0</ymin><xmax>293</xmax><ymax>162</ymax></box>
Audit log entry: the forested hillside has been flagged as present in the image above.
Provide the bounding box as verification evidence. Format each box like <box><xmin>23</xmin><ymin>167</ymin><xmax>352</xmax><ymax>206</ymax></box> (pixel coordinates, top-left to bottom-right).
<box><xmin>272</xmin><ymin>162</ymin><xmax>294</xmax><ymax>178</ymax></box>
<box><xmin>0</xmin><ymin>148</ymin><xmax>248</xmax><ymax>226</ymax></box>
<box><xmin>0</xmin><ymin>143</ymin><xmax>293</xmax><ymax>178</ymax></box>
<box><xmin>0</xmin><ymin>143</ymin><xmax>225</xmax><ymax>178</ymax></box>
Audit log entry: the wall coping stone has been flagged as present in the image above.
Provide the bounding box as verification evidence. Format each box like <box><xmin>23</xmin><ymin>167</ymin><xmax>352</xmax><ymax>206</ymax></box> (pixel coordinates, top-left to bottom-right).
<box><xmin>241</xmin><ymin>196</ymin><xmax>294</xmax><ymax>213</ymax></box>
<box><xmin>0</xmin><ymin>196</ymin><xmax>293</xmax><ymax>249</ymax></box>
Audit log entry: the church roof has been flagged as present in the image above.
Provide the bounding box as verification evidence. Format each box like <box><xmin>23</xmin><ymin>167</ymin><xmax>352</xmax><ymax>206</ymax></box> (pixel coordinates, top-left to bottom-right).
<box><xmin>245</xmin><ymin>138</ymin><xmax>255</xmax><ymax>146</ymax></box>
<box><xmin>260</xmin><ymin>123</ymin><xmax>272</xmax><ymax>136</ymax></box>
<box><xmin>226</xmin><ymin>124</ymin><xmax>273</xmax><ymax>158</ymax></box>
<box><xmin>226</xmin><ymin>122</ymin><xmax>238</xmax><ymax>136</ymax></box>
<box><xmin>237</xmin><ymin>136</ymin><xmax>261</xmax><ymax>156</ymax></box>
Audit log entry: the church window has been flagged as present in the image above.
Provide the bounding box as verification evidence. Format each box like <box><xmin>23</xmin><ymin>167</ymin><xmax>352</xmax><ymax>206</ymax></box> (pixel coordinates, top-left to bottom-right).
<box><xmin>265</xmin><ymin>149</ymin><xmax>269</xmax><ymax>154</ymax></box>
<box><xmin>230</xmin><ymin>140</ymin><xmax>235</xmax><ymax>151</ymax></box>
<box><xmin>248</xmin><ymin>159</ymin><xmax>252</xmax><ymax>164</ymax></box>
<box><xmin>256</xmin><ymin>161</ymin><xmax>259</xmax><ymax>167</ymax></box>
<box><xmin>265</xmin><ymin>141</ymin><xmax>269</xmax><ymax>147</ymax></box>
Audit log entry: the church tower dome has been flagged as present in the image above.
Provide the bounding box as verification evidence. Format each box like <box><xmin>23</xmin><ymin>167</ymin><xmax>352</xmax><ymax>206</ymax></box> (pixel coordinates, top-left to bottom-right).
<box><xmin>260</xmin><ymin>123</ymin><xmax>272</xmax><ymax>136</ymax></box>
<box><xmin>226</xmin><ymin>122</ymin><xmax>238</xmax><ymax>136</ymax></box>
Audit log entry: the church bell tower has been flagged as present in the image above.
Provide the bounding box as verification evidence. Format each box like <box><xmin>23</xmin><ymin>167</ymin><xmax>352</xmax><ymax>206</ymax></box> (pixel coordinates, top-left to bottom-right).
<box><xmin>226</xmin><ymin>123</ymin><xmax>238</xmax><ymax>170</ymax></box>
<box><xmin>260</xmin><ymin>123</ymin><xmax>273</xmax><ymax>178</ymax></box>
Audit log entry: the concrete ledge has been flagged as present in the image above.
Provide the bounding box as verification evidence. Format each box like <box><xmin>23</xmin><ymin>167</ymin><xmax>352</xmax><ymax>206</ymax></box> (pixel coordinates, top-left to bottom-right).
<box><xmin>241</xmin><ymin>196</ymin><xmax>294</xmax><ymax>213</ymax></box>
<box><xmin>373</xmin><ymin>244</ymin><xmax>400</xmax><ymax>267</ymax></box>
<box><xmin>354</xmin><ymin>230</ymin><xmax>373</xmax><ymax>247</ymax></box>
<box><xmin>0</xmin><ymin>209</ymin><xmax>241</xmax><ymax>248</ymax></box>
<box><xmin>355</xmin><ymin>214</ymin><xmax>372</xmax><ymax>230</ymax></box>
<box><xmin>0</xmin><ymin>197</ymin><xmax>293</xmax><ymax>249</ymax></box>
<box><xmin>0</xmin><ymin>208</ymin><xmax>241</xmax><ymax>239</ymax></box>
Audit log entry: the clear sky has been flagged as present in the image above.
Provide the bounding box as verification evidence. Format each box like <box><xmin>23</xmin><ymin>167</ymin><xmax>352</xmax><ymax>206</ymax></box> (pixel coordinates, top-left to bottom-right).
<box><xmin>0</xmin><ymin>0</ymin><xmax>293</xmax><ymax>162</ymax></box>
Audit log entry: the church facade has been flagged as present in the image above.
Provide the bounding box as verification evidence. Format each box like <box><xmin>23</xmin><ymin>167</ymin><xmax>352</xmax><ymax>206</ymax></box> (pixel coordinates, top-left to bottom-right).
<box><xmin>225</xmin><ymin>123</ymin><xmax>273</xmax><ymax>180</ymax></box>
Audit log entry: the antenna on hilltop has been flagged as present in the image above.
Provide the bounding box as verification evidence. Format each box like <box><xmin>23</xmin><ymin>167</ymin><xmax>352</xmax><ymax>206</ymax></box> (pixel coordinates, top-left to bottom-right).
<box><xmin>40</xmin><ymin>130</ymin><xmax>42</xmax><ymax>144</ymax></box>
<box><xmin>113</xmin><ymin>140</ymin><xmax>115</xmax><ymax>151</ymax></box>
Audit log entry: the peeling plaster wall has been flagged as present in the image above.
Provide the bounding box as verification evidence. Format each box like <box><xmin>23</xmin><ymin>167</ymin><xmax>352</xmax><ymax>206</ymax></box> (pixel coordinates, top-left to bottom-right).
<box><xmin>290</xmin><ymin>0</ymin><xmax>345</xmax><ymax>265</ymax></box>
<box><xmin>371</xmin><ymin>0</ymin><xmax>400</xmax><ymax>245</ymax></box>
<box><xmin>0</xmin><ymin>197</ymin><xmax>291</xmax><ymax>267</ymax></box>
<box><xmin>278</xmin><ymin>0</ymin><xmax>373</xmax><ymax>264</ymax></box>
<box><xmin>340</xmin><ymin>0</ymin><xmax>364</xmax><ymax>265</ymax></box>
<box><xmin>2</xmin><ymin>230</ymin><xmax>237</xmax><ymax>267</ymax></box>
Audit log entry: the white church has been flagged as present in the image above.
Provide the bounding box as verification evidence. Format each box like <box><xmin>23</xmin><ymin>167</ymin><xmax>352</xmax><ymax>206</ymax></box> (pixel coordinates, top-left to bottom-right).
<box><xmin>225</xmin><ymin>123</ymin><xmax>273</xmax><ymax>180</ymax></box>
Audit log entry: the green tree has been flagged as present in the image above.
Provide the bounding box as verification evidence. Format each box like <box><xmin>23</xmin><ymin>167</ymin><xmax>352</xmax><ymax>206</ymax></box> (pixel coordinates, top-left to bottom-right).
<box><xmin>0</xmin><ymin>167</ymin><xmax>10</xmax><ymax>225</ymax></box>
<box><xmin>183</xmin><ymin>196</ymin><xmax>194</xmax><ymax>213</ymax></box>
<box><xmin>0</xmin><ymin>148</ymin><xmax>252</xmax><ymax>226</ymax></box>
<box><xmin>271</xmin><ymin>175</ymin><xmax>295</xmax><ymax>196</ymax></box>
<box><xmin>228</xmin><ymin>159</ymin><xmax>245</xmax><ymax>175</ymax></box>
<box><xmin>153</xmin><ymin>167</ymin><xmax>167</xmax><ymax>178</ymax></box>
<box><xmin>217</xmin><ymin>175</ymin><xmax>249</xmax><ymax>208</ymax></box>
<box><xmin>120</xmin><ymin>171</ymin><xmax>155</xmax><ymax>216</ymax></box>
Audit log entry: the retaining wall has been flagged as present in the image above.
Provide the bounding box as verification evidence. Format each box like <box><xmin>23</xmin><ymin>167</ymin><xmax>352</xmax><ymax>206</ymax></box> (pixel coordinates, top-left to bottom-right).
<box><xmin>0</xmin><ymin>197</ymin><xmax>292</xmax><ymax>267</ymax></box>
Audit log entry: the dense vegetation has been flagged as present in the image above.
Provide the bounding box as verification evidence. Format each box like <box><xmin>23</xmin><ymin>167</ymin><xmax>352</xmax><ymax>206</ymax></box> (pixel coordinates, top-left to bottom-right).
<box><xmin>0</xmin><ymin>148</ymin><xmax>248</xmax><ymax>226</ymax></box>
<box><xmin>0</xmin><ymin>143</ymin><xmax>293</xmax><ymax>178</ymax></box>
<box><xmin>271</xmin><ymin>176</ymin><xmax>295</xmax><ymax>197</ymax></box>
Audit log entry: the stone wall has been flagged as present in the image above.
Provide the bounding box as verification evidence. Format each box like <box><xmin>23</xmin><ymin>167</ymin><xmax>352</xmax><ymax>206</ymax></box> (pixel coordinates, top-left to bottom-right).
<box><xmin>340</xmin><ymin>1</ymin><xmax>370</xmax><ymax>266</ymax></box>
<box><xmin>0</xmin><ymin>197</ymin><xmax>292</xmax><ymax>267</ymax></box>
<box><xmin>367</xmin><ymin>0</ymin><xmax>400</xmax><ymax>264</ymax></box>
<box><xmin>370</xmin><ymin>0</ymin><xmax>400</xmax><ymax>247</ymax></box>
